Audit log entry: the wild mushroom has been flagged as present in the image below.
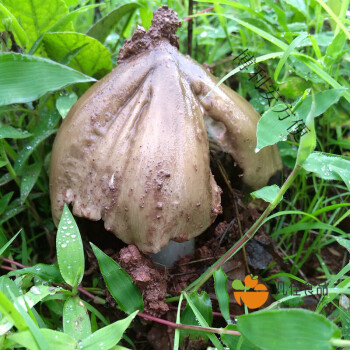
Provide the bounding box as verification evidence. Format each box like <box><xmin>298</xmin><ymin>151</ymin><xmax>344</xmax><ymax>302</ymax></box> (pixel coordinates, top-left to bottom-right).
<box><xmin>50</xmin><ymin>6</ymin><xmax>282</xmax><ymax>255</ymax></box>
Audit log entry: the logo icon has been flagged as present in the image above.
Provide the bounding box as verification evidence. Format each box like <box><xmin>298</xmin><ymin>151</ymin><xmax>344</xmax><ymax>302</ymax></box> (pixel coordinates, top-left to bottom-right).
<box><xmin>232</xmin><ymin>275</ymin><xmax>269</xmax><ymax>309</ymax></box>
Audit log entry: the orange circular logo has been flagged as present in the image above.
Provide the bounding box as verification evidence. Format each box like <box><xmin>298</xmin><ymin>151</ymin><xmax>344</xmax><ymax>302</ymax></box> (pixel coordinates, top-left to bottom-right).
<box><xmin>232</xmin><ymin>275</ymin><xmax>269</xmax><ymax>309</ymax></box>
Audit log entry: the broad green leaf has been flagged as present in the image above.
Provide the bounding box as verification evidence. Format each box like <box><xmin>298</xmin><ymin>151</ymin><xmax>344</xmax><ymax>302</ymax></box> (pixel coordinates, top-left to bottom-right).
<box><xmin>14</xmin><ymin>111</ymin><xmax>61</xmax><ymax>171</ymax></box>
<box><xmin>49</xmin><ymin>4</ymin><xmax>100</xmax><ymax>33</ymax></box>
<box><xmin>18</xmin><ymin>285</ymin><xmax>59</xmax><ymax>309</ymax></box>
<box><xmin>183</xmin><ymin>293</ymin><xmax>224</xmax><ymax>350</ymax></box>
<box><xmin>43</xmin><ymin>32</ymin><xmax>112</xmax><ymax>77</ymax></box>
<box><xmin>56</xmin><ymin>205</ymin><xmax>84</xmax><ymax>289</ymax></box>
<box><xmin>56</xmin><ymin>93</ymin><xmax>77</xmax><ymax>118</ymax></box>
<box><xmin>8</xmin><ymin>263</ymin><xmax>64</xmax><ymax>283</ymax></box>
<box><xmin>20</xmin><ymin>162</ymin><xmax>42</xmax><ymax>202</ymax></box>
<box><xmin>221</xmin><ymin>325</ymin><xmax>258</xmax><ymax>350</ymax></box>
<box><xmin>28</xmin><ymin>4</ymin><xmax>100</xmax><ymax>55</ymax></box>
<box><xmin>296</xmin><ymin>91</ymin><xmax>316</xmax><ymax>165</ymax></box>
<box><xmin>237</xmin><ymin>309</ymin><xmax>341</xmax><ymax>350</ymax></box>
<box><xmin>180</xmin><ymin>291</ymin><xmax>213</xmax><ymax>341</ymax></box>
<box><xmin>0</xmin><ymin>0</ymin><xmax>72</xmax><ymax>46</ymax></box>
<box><xmin>256</xmin><ymin>103</ymin><xmax>303</xmax><ymax>150</ymax></box>
<box><xmin>0</xmin><ymin>53</ymin><xmax>95</xmax><ymax>106</ymax></box>
<box><xmin>86</xmin><ymin>3</ymin><xmax>140</xmax><ymax>43</ymax></box>
<box><xmin>79</xmin><ymin>311</ymin><xmax>138</xmax><ymax>350</ymax></box>
<box><xmin>256</xmin><ymin>89</ymin><xmax>346</xmax><ymax>149</ymax></box>
<box><xmin>0</xmin><ymin>3</ymin><xmax>28</xmax><ymax>47</ymax></box>
<box><xmin>6</xmin><ymin>329</ymin><xmax>77</xmax><ymax>350</ymax></box>
<box><xmin>302</xmin><ymin>152</ymin><xmax>350</xmax><ymax>191</ymax></box>
<box><xmin>251</xmin><ymin>185</ymin><xmax>282</xmax><ymax>204</ymax></box>
<box><xmin>91</xmin><ymin>243</ymin><xmax>143</xmax><ymax>314</ymax></box>
<box><xmin>0</xmin><ymin>125</ymin><xmax>31</xmax><ymax>139</ymax></box>
<box><xmin>63</xmin><ymin>296</ymin><xmax>91</xmax><ymax>341</ymax></box>
<box><xmin>213</xmin><ymin>268</ymin><xmax>231</xmax><ymax>323</ymax></box>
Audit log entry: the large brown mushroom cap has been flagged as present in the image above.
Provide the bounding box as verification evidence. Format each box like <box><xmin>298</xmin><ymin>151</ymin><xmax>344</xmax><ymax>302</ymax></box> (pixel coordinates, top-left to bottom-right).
<box><xmin>50</xmin><ymin>6</ymin><xmax>281</xmax><ymax>253</ymax></box>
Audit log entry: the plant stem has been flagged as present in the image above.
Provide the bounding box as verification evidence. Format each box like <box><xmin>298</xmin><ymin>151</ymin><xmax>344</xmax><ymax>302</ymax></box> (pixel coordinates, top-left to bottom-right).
<box><xmin>187</xmin><ymin>165</ymin><xmax>302</xmax><ymax>294</ymax></box>
<box><xmin>138</xmin><ymin>312</ymin><xmax>240</xmax><ymax>336</ymax></box>
<box><xmin>0</xmin><ymin>257</ymin><xmax>26</xmax><ymax>268</ymax></box>
<box><xmin>330</xmin><ymin>338</ymin><xmax>350</xmax><ymax>348</ymax></box>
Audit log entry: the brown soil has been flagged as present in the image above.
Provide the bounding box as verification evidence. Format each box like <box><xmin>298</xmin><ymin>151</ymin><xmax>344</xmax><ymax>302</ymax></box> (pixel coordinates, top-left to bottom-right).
<box><xmin>118</xmin><ymin>5</ymin><xmax>181</xmax><ymax>62</ymax></box>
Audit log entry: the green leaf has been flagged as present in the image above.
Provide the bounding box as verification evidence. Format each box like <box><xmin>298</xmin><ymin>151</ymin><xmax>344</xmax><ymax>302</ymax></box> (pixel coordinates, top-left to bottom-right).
<box><xmin>326</xmin><ymin>30</ymin><xmax>346</xmax><ymax>57</ymax></box>
<box><xmin>334</xmin><ymin>237</ymin><xmax>350</xmax><ymax>253</ymax></box>
<box><xmin>0</xmin><ymin>3</ymin><xmax>28</xmax><ymax>47</ymax></box>
<box><xmin>0</xmin><ymin>125</ymin><xmax>31</xmax><ymax>139</ymax></box>
<box><xmin>63</xmin><ymin>296</ymin><xmax>91</xmax><ymax>341</ymax></box>
<box><xmin>302</xmin><ymin>152</ymin><xmax>350</xmax><ymax>191</ymax></box>
<box><xmin>0</xmin><ymin>284</ymin><xmax>60</xmax><ymax>334</ymax></box>
<box><xmin>14</xmin><ymin>111</ymin><xmax>61</xmax><ymax>171</ymax></box>
<box><xmin>213</xmin><ymin>268</ymin><xmax>231</xmax><ymax>323</ymax></box>
<box><xmin>284</xmin><ymin>0</ymin><xmax>307</xmax><ymax>17</ymax></box>
<box><xmin>56</xmin><ymin>205</ymin><xmax>84</xmax><ymax>289</ymax></box>
<box><xmin>56</xmin><ymin>93</ymin><xmax>77</xmax><ymax>118</ymax></box>
<box><xmin>43</xmin><ymin>32</ymin><xmax>112</xmax><ymax>77</ymax></box>
<box><xmin>0</xmin><ymin>0</ymin><xmax>71</xmax><ymax>46</ymax></box>
<box><xmin>296</xmin><ymin>91</ymin><xmax>316</xmax><ymax>166</ymax></box>
<box><xmin>0</xmin><ymin>192</ymin><xmax>13</xmax><ymax>215</ymax></box>
<box><xmin>7</xmin><ymin>263</ymin><xmax>64</xmax><ymax>283</ymax></box>
<box><xmin>295</xmin><ymin>88</ymin><xmax>346</xmax><ymax>121</ymax></box>
<box><xmin>6</xmin><ymin>329</ymin><xmax>77</xmax><ymax>350</ymax></box>
<box><xmin>237</xmin><ymin>309</ymin><xmax>341</xmax><ymax>350</ymax></box>
<box><xmin>90</xmin><ymin>243</ymin><xmax>143</xmax><ymax>314</ymax></box>
<box><xmin>0</xmin><ymin>230</ymin><xmax>21</xmax><ymax>256</ymax></box>
<box><xmin>274</xmin><ymin>32</ymin><xmax>308</xmax><ymax>83</ymax></box>
<box><xmin>221</xmin><ymin>325</ymin><xmax>258</xmax><ymax>350</ymax></box>
<box><xmin>48</xmin><ymin>4</ymin><xmax>101</xmax><ymax>33</ymax></box>
<box><xmin>183</xmin><ymin>293</ymin><xmax>224</xmax><ymax>350</ymax></box>
<box><xmin>0</xmin><ymin>290</ymin><xmax>27</xmax><ymax>331</ymax></box>
<box><xmin>139</xmin><ymin>5</ymin><xmax>153</xmax><ymax>30</ymax></box>
<box><xmin>251</xmin><ymin>185</ymin><xmax>282</xmax><ymax>204</ymax></box>
<box><xmin>0</xmin><ymin>53</ymin><xmax>95</xmax><ymax>106</ymax></box>
<box><xmin>256</xmin><ymin>89</ymin><xmax>346</xmax><ymax>149</ymax></box>
<box><xmin>279</xmin><ymin>76</ymin><xmax>311</xmax><ymax>99</ymax></box>
<box><xmin>180</xmin><ymin>291</ymin><xmax>213</xmax><ymax>341</ymax></box>
<box><xmin>339</xmin><ymin>299</ymin><xmax>350</xmax><ymax>340</ymax></box>
<box><xmin>6</xmin><ymin>288</ymin><xmax>50</xmax><ymax>350</ymax></box>
<box><xmin>86</xmin><ymin>3</ymin><xmax>140</xmax><ymax>43</ymax></box>
<box><xmin>79</xmin><ymin>311</ymin><xmax>138</xmax><ymax>350</ymax></box>
<box><xmin>20</xmin><ymin>162</ymin><xmax>42</xmax><ymax>202</ymax></box>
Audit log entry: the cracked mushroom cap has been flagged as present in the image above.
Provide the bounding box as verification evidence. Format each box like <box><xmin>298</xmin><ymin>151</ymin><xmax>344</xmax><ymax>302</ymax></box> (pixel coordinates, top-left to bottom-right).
<box><xmin>50</xmin><ymin>6</ymin><xmax>282</xmax><ymax>253</ymax></box>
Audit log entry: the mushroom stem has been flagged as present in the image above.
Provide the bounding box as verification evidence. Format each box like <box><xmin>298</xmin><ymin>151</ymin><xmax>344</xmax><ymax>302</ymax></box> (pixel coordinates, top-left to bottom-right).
<box><xmin>150</xmin><ymin>239</ymin><xmax>195</xmax><ymax>267</ymax></box>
